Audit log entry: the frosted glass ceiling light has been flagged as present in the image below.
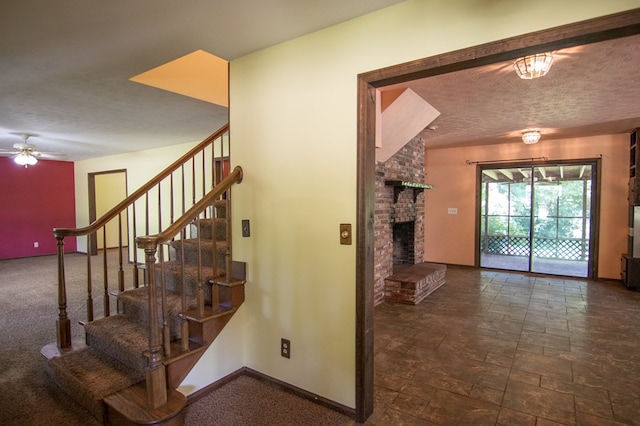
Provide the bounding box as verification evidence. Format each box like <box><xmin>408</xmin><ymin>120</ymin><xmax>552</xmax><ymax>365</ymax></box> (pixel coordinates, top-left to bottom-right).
<box><xmin>513</xmin><ymin>52</ymin><xmax>554</xmax><ymax>79</ymax></box>
<box><xmin>14</xmin><ymin>151</ymin><xmax>38</xmax><ymax>166</ymax></box>
<box><xmin>522</xmin><ymin>130</ymin><xmax>542</xmax><ymax>145</ymax></box>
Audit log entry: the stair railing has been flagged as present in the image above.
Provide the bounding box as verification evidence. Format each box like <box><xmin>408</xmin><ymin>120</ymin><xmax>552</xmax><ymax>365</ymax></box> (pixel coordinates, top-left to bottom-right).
<box><xmin>53</xmin><ymin>124</ymin><xmax>230</xmax><ymax>350</ymax></box>
<box><xmin>136</xmin><ymin>165</ymin><xmax>243</xmax><ymax>408</ymax></box>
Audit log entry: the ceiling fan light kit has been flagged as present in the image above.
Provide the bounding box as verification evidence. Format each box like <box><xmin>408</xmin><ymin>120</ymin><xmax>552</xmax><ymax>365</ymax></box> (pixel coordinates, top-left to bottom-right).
<box><xmin>14</xmin><ymin>151</ymin><xmax>38</xmax><ymax>166</ymax></box>
<box><xmin>513</xmin><ymin>52</ymin><xmax>554</xmax><ymax>80</ymax></box>
<box><xmin>0</xmin><ymin>134</ymin><xmax>47</xmax><ymax>167</ymax></box>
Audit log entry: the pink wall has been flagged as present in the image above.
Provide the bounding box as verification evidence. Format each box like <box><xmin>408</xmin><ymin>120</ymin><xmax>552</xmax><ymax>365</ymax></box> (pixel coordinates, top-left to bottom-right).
<box><xmin>424</xmin><ymin>134</ymin><xmax>629</xmax><ymax>279</ymax></box>
<box><xmin>0</xmin><ymin>157</ymin><xmax>77</xmax><ymax>259</ymax></box>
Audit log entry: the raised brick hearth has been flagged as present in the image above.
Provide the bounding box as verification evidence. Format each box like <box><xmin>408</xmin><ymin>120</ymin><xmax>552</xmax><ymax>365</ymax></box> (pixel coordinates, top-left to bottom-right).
<box><xmin>385</xmin><ymin>262</ymin><xmax>446</xmax><ymax>304</ymax></box>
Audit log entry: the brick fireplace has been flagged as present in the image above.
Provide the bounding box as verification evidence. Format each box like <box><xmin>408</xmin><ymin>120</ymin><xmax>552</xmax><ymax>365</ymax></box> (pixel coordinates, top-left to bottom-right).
<box><xmin>374</xmin><ymin>135</ymin><xmax>426</xmax><ymax>305</ymax></box>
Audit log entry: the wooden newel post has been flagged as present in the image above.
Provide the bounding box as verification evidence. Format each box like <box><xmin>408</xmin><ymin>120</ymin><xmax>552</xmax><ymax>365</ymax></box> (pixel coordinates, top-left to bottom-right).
<box><xmin>139</xmin><ymin>238</ymin><xmax>167</xmax><ymax>409</ymax></box>
<box><xmin>55</xmin><ymin>236</ymin><xmax>71</xmax><ymax>348</ymax></box>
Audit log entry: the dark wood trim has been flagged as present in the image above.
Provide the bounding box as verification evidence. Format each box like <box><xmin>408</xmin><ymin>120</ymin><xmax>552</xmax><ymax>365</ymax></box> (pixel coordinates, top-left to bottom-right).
<box><xmin>355</xmin><ymin>76</ymin><xmax>376</xmax><ymax>423</ymax></box>
<box><xmin>592</xmin><ymin>157</ymin><xmax>603</xmax><ymax>280</ymax></box>
<box><xmin>356</xmin><ymin>7</ymin><xmax>640</xmax><ymax>423</ymax></box>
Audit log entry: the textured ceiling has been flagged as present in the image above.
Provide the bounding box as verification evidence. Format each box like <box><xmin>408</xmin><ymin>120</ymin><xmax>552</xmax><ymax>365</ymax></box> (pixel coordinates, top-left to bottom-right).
<box><xmin>388</xmin><ymin>34</ymin><xmax>640</xmax><ymax>148</ymax></box>
<box><xmin>1</xmin><ymin>2</ymin><xmax>639</xmax><ymax>162</ymax></box>
<box><xmin>0</xmin><ymin>0</ymin><xmax>403</xmax><ymax>161</ymax></box>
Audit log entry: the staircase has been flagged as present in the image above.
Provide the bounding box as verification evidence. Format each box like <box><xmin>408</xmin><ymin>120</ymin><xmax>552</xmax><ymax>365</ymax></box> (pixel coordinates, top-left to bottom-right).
<box><xmin>42</xmin><ymin>126</ymin><xmax>246</xmax><ymax>424</ymax></box>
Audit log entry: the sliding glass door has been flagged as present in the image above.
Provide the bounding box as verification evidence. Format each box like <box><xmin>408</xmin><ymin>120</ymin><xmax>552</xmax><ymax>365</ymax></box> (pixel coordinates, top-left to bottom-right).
<box><xmin>479</xmin><ymin>162</ymin><xmax>596</xmax><ymax>278</ymax></box>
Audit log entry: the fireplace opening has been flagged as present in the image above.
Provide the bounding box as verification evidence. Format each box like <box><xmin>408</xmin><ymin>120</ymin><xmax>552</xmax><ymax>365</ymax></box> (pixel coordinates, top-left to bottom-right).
<box><xmin>393</xmin><ymin>221</ymin><xmax>415</xmax><ymax>267</ymax></box>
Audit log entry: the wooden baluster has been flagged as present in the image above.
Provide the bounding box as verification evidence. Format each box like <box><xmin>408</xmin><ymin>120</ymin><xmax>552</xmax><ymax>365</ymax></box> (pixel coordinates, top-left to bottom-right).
<box><xmin>86</xmin><ymin>233</ymin><xmax>94</xmax><ymax>322</ymax></box>
<box><xmin>170</xmin><ymin>173</ymin><xmax>175</xmax><ymax>227</ymax></box>
<box><xmin>191</xmin><ymin>157</ymin><xmax>196</xmax><ymax>208</ymax></box>
<box><xmin>145</xmin><ymin>192</ymin><xmax>150</xmax><ymax>236</ymax></box>
<box><xmin>226</xmin><ymin>188</ymin><xmax>232</xmax><ymax>283</ymax></box>
<box><xmin>102</xmin><ymin>226</ymin><xmax>109</xmax><ymax>316</ymax></box>
<box><xmin>181</xmin><ymin>164</ymin><xmax>186</xmax><ymax>217</ymax></box>
<box><xmin>213</xmin><ymin>142</ymin><xmax>218</xmax><ymax>187</ymax></box>
<box><xmin>201</xmin><ymin>149</ymin><xmax>206</xmax><ymax>206</ymax></box>
<box><xmin>180</xmin><ymin>229</ymin><xmax>188</xmax><ymax>351</ymax></box>
<box><xmin>118</xmin><ymin>213</ymin><xmax>124</xmax><ymax>293</ymax></box>
<box><xmin>158</xmin><ymin>180</ymin><xmax>162</xmax><ymax>238</ymax></box>
<box><xmin>159</xmin><ymin>248</ymin><xmax>170</xmax><ymax>357</ymax></box>
<box><xmin>55</xmin><ymin>236</ymin><xmax>71</xmax><ymax>348</ymax></box>
<box><xmin>196</xmin><ymin>217</ymin><xmax>204</xmax><ymax>317</ymax></box>
<box><xmin>132</xmin><ymin>203</ymin><xmax>139</xmax><ymax>288</ymax></box>
<box><xmin>211</xmin><ymin>211</ymin><xmax>219</xmax><ymax>311</ymax></box>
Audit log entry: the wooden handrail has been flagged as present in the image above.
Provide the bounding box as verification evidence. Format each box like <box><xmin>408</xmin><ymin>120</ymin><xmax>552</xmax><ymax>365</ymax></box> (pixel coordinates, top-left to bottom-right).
<box><xmin>53</xmin><ymin>124</ymin><xmax>229</xmax><ymax>238</ymax></box>
<box><xmin>136</xmin><ymin>166</ymin><xmax>243</xmax><ymax>250</ymax></box>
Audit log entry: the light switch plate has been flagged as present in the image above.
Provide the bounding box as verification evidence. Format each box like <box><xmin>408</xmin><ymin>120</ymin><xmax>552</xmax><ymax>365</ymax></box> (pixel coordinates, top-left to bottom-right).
<box><xmin>340</xmin><ymin>224</ymin><xmax>352</xmax><ymax>245</ymax></box>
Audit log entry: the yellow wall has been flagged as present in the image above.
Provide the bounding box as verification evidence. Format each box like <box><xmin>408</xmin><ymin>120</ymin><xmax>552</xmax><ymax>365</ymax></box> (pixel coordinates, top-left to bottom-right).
<box><xmin>95</xmin><ymin>172</ymin><xmax>128</xmax><ymax>249</ymax></box>
<box><xmin>424</xmin><ymin>135</ymin><xmax>629</xmax><ymax>279</ymax></box>
<box><xmin>228</xmin><ymin>0</ymin><xmax>639</xmax><ymax>408</ymax></box>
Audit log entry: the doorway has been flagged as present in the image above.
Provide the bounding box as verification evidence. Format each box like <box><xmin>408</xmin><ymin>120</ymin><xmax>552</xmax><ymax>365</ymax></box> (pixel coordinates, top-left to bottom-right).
<box><xmin>88</xmin><ymin>169</ymin><xmax>128</xmax><ymax>255</ymax></box>
<box><xmin>479</xmin><ymin>161</ymin><xmax>598</xmax><ymax>278</ymax></box>
<box><xmin>356</xmin><ymin>10</ymin><xmax>639</xmax><ymax>423</ymax></box>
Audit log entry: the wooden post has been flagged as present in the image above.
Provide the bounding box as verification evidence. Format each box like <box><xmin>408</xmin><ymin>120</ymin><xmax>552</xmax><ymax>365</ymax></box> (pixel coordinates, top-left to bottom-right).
<box><xmin>142</xmin><ymin>241</ymin><xmax>167</xmax><ymax>408</ymax></box>
<box><xmin>55</xmin><ymin>236</ymin><xmax>71</xmax><ymax>348</ymax></box>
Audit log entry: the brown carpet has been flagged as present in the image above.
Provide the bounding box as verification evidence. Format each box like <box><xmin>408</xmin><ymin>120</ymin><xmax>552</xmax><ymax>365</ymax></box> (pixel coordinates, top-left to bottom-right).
<box><xmin>0</xmin><ymin>252</ymin><xmax>354</xmax><ymax>425</ymax></box>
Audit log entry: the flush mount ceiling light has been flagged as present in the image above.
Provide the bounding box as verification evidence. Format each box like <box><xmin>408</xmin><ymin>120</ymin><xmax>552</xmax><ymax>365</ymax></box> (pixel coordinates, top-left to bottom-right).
<box><xmin>513</xmin><ymin>52</ymin><xmax>554</xmax><ymax>79</ymax></box>
<box><xmin>522</xmin><ymin>130</ymin><xmax>542</xmax><ymax>144</ymax></box>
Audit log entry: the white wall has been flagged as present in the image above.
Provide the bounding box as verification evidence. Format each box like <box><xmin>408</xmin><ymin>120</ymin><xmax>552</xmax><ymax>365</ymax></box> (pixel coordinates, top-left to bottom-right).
<box><xmin>229</xmin><ymin>0</ymin><xmax>639</xmax><ymax>408</ymax></box>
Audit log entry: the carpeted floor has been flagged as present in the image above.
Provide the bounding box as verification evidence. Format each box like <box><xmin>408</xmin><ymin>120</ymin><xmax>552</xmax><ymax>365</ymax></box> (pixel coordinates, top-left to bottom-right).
<box><xmin>0</xmin><ymin>252</ymin><xmax>353</xmax><ymax>425</ymax></box>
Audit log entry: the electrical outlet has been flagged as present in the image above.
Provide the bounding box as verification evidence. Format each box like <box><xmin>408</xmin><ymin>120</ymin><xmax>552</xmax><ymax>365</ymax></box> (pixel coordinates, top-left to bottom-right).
<box><xmin>33</xmin><ymin>242</ymin><xmax>39</xmax><ymax>248</ymax></box>
<box><xmin>242</xmin><ymin>219</ymin><xmax>250</xmax><ymax>237</ymax></box>
<box><xmin>281</xmin><ymin>338</ymin><xmax>290</xmax><ymax>358</ymax></box>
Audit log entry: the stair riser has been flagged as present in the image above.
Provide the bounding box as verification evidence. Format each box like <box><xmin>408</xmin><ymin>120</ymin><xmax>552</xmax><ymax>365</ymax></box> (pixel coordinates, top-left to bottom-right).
<box><xmin>45</xmin><ymin>363</ymin><xmax>107</xmax><ymax>422</ymax></box>
<box><xmin>190</xmin><ymin>219</ymin><xmax>226</xmax><ymax>241</ymax></box>
<box><xmin>157</xmin><ymin>268</ymin><xmax>215</xmax><ymax>300</ymax></box>
<box><xmin>169</xmin><ymin>242</ymin><xmax>227</xmax><ymax>269</ymax></box>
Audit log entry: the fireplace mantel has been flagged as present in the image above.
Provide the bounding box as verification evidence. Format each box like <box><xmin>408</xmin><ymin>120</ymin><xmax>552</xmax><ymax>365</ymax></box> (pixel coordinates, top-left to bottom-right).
<box><xmin>385</xmin><ymin>180</ymin><xmax>434</xmax><ymax>203</ymax></box>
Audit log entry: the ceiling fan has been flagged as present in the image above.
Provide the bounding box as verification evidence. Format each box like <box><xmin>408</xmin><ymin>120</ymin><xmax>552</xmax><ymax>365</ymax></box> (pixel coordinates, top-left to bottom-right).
<box><xmin>0</xmin><ymin>133</ymin><xmax>63</xmax><ymax>167</ymax></box>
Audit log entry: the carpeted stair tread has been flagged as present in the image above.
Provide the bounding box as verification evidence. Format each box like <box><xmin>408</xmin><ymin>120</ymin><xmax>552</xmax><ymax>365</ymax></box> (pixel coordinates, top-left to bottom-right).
<box><xmin>85</xmin><ymin>314</ymin><xmax>151</xmax><ymax>372</ymax></box>
<box><xmin>46</xmin><ymin>346</ymin><xmax>144</xmax><ymax>422</ymax></box>
<box><xmin>119</xmin><ymin>287</ymin><xmax>199</xmax><ymax>339</ymax></box>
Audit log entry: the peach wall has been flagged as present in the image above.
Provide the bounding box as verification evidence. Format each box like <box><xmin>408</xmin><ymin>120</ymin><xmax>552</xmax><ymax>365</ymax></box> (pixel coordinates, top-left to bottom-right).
<box><xmin>424</xmin><ymin>134</ymin><xmax>629</xmax><ymax>279</ymax></box>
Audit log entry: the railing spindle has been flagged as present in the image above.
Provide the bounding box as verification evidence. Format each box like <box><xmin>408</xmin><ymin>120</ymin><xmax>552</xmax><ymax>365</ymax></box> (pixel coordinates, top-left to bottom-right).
<box><xmin>86</xmin><ymin>233</ymin><xmax>93</xmax><ymax>323</ymax></box>
<box><xmin>180</xmin><ymin>229</ymin><xmax>188</xmax><ymax>351</ymax></box>
<box><xmin>196</xmin><ymin>217</ymin><xmax>204</xmax><ymax>317</ymax></box>
<box><xmin>118</xmin><ymin>213</ymin><xmax>124</xmax><ymax>293</ymax></box>
<box><xmin>191</xmin><ymin>157</ymin><xmax>196</xmax><ymax>208</ymax></box>
<box><xmin>159</xmin><ymin>248</ymin><xmax>170</xmax><ymax>357</ymax></box>
<box><xmin>132</xmin><ymin>203</ymin><xmax>140</xmax><ymax>288</ymax></box>
<box><xmin>102</xmin><ymin>226</ymin><xmax>109</xmax><ymax>316</ymax></box>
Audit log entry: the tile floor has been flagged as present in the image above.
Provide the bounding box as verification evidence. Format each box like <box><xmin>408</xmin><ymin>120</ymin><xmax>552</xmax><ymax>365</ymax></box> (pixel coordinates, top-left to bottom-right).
<box><xmin>368</xmin><ymin>266</ymin><xmax>640</xmax><ymax>425</ymax></box>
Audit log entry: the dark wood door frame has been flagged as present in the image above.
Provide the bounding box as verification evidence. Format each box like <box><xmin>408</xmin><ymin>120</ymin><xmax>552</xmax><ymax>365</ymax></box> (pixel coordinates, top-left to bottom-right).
<box><xmin>355</xmin><ymin>9</ymin><xmax>640</xmax><ymax>422</ymax></box>
<box><xmin>88</xmin><ymin>169</ymin><xmax>127</xmax><ymax>255</ymax></box>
